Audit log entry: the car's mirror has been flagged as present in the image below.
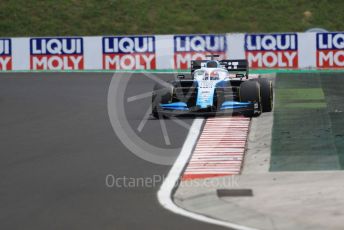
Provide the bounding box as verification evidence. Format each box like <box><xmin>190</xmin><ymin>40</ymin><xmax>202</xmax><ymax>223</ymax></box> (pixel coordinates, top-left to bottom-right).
<box><xmin>177</xmin><ymin>74</ymin><xmax>185</xmax><ymax>79</ymax></box>
<box><xmin>236</xmin><ymin>73</ymin><xmax>245</xmax><ymax>78</ymax></box>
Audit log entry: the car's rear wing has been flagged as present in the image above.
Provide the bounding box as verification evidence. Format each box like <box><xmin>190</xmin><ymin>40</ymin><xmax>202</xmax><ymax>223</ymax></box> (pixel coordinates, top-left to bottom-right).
<box><xmin>191</xmin><ymin>59</ymin><xmax>248</xmax><ymax>75</ymax></box>
<box><xmin>191</xmin><ymin>60</ymin><xmax>208</xmax><ymax>74</ymax></box>
<box><xmin>219</xmin><ymin>59</ymin><xmax>248</xmax><ymax>73</ymax></box>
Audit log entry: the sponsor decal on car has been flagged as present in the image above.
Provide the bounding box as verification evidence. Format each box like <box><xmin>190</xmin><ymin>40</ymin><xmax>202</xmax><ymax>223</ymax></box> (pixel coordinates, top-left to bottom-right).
<box><xmin>174</xmin><ymin>35</ymin><xmax>227</xmax><ymax>69</ymax></box>
<box><xmin>102</xmin><ymin>36</ymin><xmax>156</xmax><ymax>70</ymax></box>
<box><xmin>30</xmin><ymin>37</ymin><xmax>84</xmax><ymax>70</ymax></box>
<box><xmin>317</xmin><ymin>32</ymin><xmax>344</xmax><ymax>68</ymax></box>
<box><xmin>196</xmin><ymin>80</ymin><xmax>218</xmax><ymax>108</ymax></box>
<box><xmin>245</xmin><ymin>33</ymin><xmax>298</xmax><ymax>68</ymax></box>
<box><xmin>0</xmin><ymin>39</ymin><xmax>12</xmax><ymax>71</ymax></box>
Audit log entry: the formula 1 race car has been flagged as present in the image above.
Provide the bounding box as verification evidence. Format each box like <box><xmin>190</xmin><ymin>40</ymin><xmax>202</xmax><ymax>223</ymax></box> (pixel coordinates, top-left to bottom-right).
<box><xmin>151</xmin><ymin>55</ymin><xmax>273</xmax><ymax>118</ymax></box>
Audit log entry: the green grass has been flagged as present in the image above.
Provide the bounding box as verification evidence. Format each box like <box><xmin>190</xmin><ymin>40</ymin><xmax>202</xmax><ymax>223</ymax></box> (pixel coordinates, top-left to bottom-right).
<box><xmin>0</xmin><ymin>0</ymin><xmax>343</xmax><ymax>37</ymax></box>
<box><xmin>270</xmin><ymin>73</ymin><xmax>344</xmax><ymax>172</ymax></box>
<box><xmin>277</xmin><ymin>88</ymin><xmax>325</xmax><ymax>101</ymax></box>
<box><xmin>275</xmin><ymin>88</ymin><xmax>327</xmax><ymax>108</ymax></box>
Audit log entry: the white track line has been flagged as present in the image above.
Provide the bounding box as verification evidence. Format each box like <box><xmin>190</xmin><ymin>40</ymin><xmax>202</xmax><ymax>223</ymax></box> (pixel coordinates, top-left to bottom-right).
<box><xmin>157</xmin><ymin>118</ymin><xmax>258</xmax><ymax>230</ymax></box>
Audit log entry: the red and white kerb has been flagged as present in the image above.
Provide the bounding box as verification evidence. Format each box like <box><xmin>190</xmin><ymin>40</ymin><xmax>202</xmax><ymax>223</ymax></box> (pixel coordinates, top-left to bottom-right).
<box><xmin>182</xmin><ymin>116</ymin><xmax>250</xmax><ymax>180</ymax></box>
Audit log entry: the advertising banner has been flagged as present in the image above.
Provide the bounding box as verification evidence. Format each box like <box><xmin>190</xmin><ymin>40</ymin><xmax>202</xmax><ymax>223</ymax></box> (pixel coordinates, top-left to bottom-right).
<box><xmin>1</xmin><ymin>32</ymin><xmax>344</xmax><ymax>71</ymax></box>
<box><xmin>173</xmin><ymin>34</ymin><xmax>227</xmax><ymax>69</ymax></box>
<box><xmin>102</xmin><ymin>36</ymin><xmax>156</xmax><ymax>70</ymax></box>
<box><xmin>30</xmin><ymin>37</ymin><xmax>84</xmax><ymax>70</ymax></box>
<box><xmin>0</xmin><ymin>38</ymin><xmax>12</xmax><ymax>70</ymax></box>
<box><xmin>317</xmin><ymin>32</ymin><xmax>344</xmax><ymax>68</ymax></box>
<box><xmin>245</xmin><ymin>33</ymin><xmax>298</xmax><ymax>68</ymax></box>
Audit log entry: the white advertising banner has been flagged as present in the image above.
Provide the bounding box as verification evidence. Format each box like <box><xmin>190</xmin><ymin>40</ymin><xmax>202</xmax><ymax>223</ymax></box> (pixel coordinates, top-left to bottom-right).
<box><xmin>0</xmin><ymin>32</ymin><xmax>343</xmax><ymax>71</ymax></box>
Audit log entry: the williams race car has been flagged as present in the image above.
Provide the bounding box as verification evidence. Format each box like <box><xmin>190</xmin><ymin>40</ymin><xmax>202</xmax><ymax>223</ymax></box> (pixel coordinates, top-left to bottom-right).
<box><xmin>151</xmin><ymin>55</ymin><xmax>273</xmax><ymax>118</ymax></box>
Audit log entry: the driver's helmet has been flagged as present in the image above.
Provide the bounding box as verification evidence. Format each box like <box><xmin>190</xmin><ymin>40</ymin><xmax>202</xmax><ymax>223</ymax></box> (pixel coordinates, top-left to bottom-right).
<box><xmin>210</xmin><ymin>71</ymin><xmax>219</xmax><ymax>80</ymax></box>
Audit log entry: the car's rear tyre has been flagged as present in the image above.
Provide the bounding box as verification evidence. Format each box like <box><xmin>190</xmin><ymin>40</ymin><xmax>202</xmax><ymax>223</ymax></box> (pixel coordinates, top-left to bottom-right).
<box><xmin>240</xmin><ymin>81</ymin><xmax>261</xmax><ymax>117</ymax></box>
<box><xmin>151</xmin><ymin>82</ymin><xmax>173</xmax><ymax>119</ymax></box>
<box><xmin>257</xmin><ymin>78</ymin><xmax>273</xmax><ymax>112</ymax></box>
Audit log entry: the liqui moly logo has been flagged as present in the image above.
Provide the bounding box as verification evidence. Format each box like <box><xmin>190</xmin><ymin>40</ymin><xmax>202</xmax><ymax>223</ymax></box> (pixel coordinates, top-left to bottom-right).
<box><xmin>245</xmin><ymin>34</ymin><xmax>298</xmax><ymax>68</ymax></box>
<box><xmin>174</xmin><ymin>35</ymin><xmax>227</xmax><ymax>69</ymax></box>
<box><xmin>30</xmin><ymin>38</ymin><xmax>84</xmax><ymax>70</ymax></box>
<box><xmin>0</xmin><ymin>39</ymin><xmax>12</xmax><ymax>71</ymax></box>
<box><xmin>317</xmin><ymin>33</ymin><xmax>344</xmax><ymax>68</ymax></box>
<box><xmin>102</xmin><ymin>36</ymin><xmax>156</xmax><ymax>70</ymax></box>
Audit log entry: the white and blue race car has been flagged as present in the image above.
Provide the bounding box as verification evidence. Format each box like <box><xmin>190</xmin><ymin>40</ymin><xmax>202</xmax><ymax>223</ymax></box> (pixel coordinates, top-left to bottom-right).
<box><xmin>151</xmin><ymin>55</ymin><xmax>273</xmax><ymax>118</ymax></box>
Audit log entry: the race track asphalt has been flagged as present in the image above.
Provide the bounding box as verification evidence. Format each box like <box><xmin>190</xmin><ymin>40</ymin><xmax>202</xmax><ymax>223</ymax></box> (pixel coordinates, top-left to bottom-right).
<box><xmin>0</xmin><ymin>72</ymin><xmax>227</xmax><ymax>230</ymax></box>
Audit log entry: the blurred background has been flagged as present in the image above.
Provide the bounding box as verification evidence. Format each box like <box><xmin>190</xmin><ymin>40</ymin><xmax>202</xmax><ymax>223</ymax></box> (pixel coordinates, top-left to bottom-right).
<box><xmin>0</xmin><ymin>0</ymin><xmax>343</xmax><ymax>36</ymax></box>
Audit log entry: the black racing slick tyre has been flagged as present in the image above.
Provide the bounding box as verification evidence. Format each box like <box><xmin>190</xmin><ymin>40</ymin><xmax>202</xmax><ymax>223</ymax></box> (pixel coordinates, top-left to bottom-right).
<box><xmin>257</xmin><ymin>78</ymin><xmax>273</xmax><ymax>112</ymax></box>
<box><xmin>151</xmin><ymin>82</ymin><xmax>173</xmax><ymax>119</ymax></box>
<box><xmin>240</xmin><ymin>81</ymin><xmax>261</xmax><ymax>117</ymax></box>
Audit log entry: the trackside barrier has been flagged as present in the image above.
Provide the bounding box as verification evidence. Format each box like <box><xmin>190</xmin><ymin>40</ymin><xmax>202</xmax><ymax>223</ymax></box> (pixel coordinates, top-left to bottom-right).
<box><xmin>0</xmin><ymin>32</ymin><xmax>343</xmax><ymax>71</ymax></box>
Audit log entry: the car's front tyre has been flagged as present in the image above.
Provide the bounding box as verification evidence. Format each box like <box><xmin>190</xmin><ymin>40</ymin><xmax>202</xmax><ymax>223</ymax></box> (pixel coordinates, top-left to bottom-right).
<box><xmin>257</xmin><ymin>78</ymin><xmax>273</xmax><ymax>112</ymax></box>
<box><xmin>151</xmin><ymin>82</ymin><xmax>173</xmax><ymax>119</ymax></box>
<box><xmin>240</xmin><ymin>80</ymin><xmax>262</xmax><ymax>117</ymax></box>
